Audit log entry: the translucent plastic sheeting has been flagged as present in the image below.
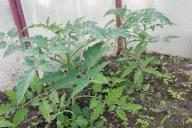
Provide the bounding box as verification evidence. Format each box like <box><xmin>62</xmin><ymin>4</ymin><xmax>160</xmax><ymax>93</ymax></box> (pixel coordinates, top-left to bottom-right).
<box><xmin>0</xmin><ymin>0</ymin><xmax>15</xmax><ymax>32</ymax></box>
<box><xmin>123</xmin><ymin>0</ymin><xmax>192</xmax><ymax>58</ymax></box>
<box><xmin>21</xmin><ymin>0</ymin><xmax>115</xmax><ymax>36</ymax></box>
<box><xmin>0</xmin><ymin>0</ymin><xmax>22</xmax><ymax>91</ymax></box>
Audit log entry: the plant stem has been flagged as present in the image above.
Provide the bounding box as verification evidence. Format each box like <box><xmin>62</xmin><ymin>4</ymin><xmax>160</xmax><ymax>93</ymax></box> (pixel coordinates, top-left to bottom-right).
<box><xmin>66</xmin><ymin>53</ymin><xmax>71</xmax><ymax>71</ymax></box>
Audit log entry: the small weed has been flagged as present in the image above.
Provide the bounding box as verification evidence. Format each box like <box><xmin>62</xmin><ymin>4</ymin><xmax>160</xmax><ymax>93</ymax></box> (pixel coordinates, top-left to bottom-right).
<box><xmin>185</xmin><ymin>117</ymin><xmax>192</xmax><ymax>124</ymax></box>
<box><xmin>168</xmin><ymin>88</ymin><xmax>185</xmax><ymax>100</ymax></box>
<box><xmin>160</xmin><ymin>111</ymin><xmax>176</xmax><ymax>127</ymax></box>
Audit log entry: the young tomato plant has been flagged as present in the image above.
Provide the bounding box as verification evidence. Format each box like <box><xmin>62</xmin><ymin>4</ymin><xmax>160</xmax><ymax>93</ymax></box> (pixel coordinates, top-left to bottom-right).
<box><xmin>0</xmin><ymin>7</ymin><xmax>173</xmax><ymax>127</ymax></box>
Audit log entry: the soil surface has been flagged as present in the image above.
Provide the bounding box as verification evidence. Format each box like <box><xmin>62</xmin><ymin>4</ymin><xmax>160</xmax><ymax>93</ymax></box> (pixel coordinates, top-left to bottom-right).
<box><xmin>128</xmin><ymin>55</ymin><xmax>192</xmax><ymax>128</ymax></box>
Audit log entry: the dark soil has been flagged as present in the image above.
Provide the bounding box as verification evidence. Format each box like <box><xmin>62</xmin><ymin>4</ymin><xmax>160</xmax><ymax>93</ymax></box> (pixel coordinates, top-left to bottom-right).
<box><xmin>127</xmin><ymin>55</ymin><xmax>192</xmax><ymax>128</ymax></box>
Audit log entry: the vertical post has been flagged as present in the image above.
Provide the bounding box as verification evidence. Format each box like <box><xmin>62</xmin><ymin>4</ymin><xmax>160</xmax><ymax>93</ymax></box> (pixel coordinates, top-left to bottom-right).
<box><xmin>115</xmin><ymin>0</ymin><xmax>124</xmax><ymax>55</ymax></box>
<box><xmin>8</xmin><ymin>0</ymin><xmax>29</xmax><ymax>37</ymax></box>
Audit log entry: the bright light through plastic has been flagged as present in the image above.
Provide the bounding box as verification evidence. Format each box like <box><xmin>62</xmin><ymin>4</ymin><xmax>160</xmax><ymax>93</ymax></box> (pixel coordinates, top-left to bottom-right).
<box><xmin>37</xmin><ymin>0</ymin><xmax>52</xmax><ymax>8</ymax></box>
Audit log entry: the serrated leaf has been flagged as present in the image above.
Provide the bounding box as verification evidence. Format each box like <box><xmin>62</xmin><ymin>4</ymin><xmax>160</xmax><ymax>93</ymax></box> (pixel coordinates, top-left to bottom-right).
<box><xmin>49</xmin><ymin>90</ymin><xmax>59</xmax><ymax>104</ymax></box>
<box><xmin>49</xmin><ymin>46</ymin><xmax>71</xmax><ymax>55</ymax></box>
<box><xmin>134</xmin><ymin>41</ymin><xmax>148</xmax><ymax>57</ymax></box>
<box><xmin>0</xmin><ymin>32</ymin><xmax>5</xmax><ymax>40</ymax></box>
<box><xmin>144</xmin><ymin>67</ymin><xmax>162</xmax><ymax>77</ymax></box>
<box><xmin>12</xmin><ymin>108</ymin><xmax>28</xmax><ymax>126</ymax></box>
<box><xmin>81</xmin><ymin>42</ymin><xmax>106</xmax><ymax>69</ymax></box>
<box><xmin>0</xmin><ymin>41</ymin><xmax>6</xmax><ymax>49</ymax></box>
<box><xmin>33</xmin><ymin>36</ymin><xmax>48</xmax><ymax>48</ymax></box>
<box><xmin>23</xmin><ymin>36</ymin><xmax>48</xmax><ymax>48</ymax></box>
<box><xmin>90</xmin><ymin>98</ymin><xmax>100</xmax><ymax>109</ymax></box>
<box><xmin>134</xmin><ymin>70</ymin><xmax>144</xmax><ymax>87</ymax></box>
<box><xmin>85</xmin><ymin>62</ymin><xmax>109</xmax><ymax>84</ymax></box>
<box><xmin>26</xmin><ymin>91</ymin><xmax>33</xmax><ymax>100</ymax></box>
<box><xmin>72</xmin><ymin>104</ymin><xmax>82</xmax><ymax>116</ymax></box>
<box><xmin>141</xmin><ymin>57</ymin><xmax>154</xmax><ymax>67</ymax></box>
<box><xmin>0</xmin><ymin>103</ymin><xmax>15</xmax><ymax>116</ymax></box>
<box><xmin>4</xmin><ymin>90</ymin><xmax>17</xmax><ymax>105</ymax></box>
<box><xmin>16</xmin><ymin>68</ymin><xmax>37</xmax><ymax>104</ymax></box>
<box><xmin>76</xmin><ymin>116</ymin><xmax>88</xmax><ymax>127</ymax></box>
<box><xmin>105</xmin><ymin>86</ymin><xmax>125</xmax><ymax>106</ymax></box>
<box><xmin>39</xmin><ymin>99</ymin><xmax>54</xmax><ymax>123</ymax></box>
<box><xmin>121</xmin><ymin>64</ymin><xmax>137</xmax><ymax>78</ymax></box>
<box><xmin>116</xmin><ymin>109</ymin><xmax>127</xmax><ymax>121</ymax></box>
<box><xmin>0</xmin><ymin>119</ymin><xmax>14</xmax><ymax>128</ymax></box>
<box><xmin>38</xmin><ymin>63</ymin><xmax>58</xmax><ymax>72</ymax></box>
<box><xmin>71</xmin><ymin>79</ymin><xmax>90</xmax><ymax>97</ymax></box>
<box><xmin>90</xmin><ymin>102</ymin><xmax>104</xmax><ymax>122</ymax></box>
<box><xmin>53</xmin><ymin>69</ymin><xmax>78</xmax><ymax>90</ymax></box>
<box><xmin>7</xmin><ymin>28</ymin><xmax>17</xmax><ymax>37</ymax></box>
<box><xmin>124</xmin><ymin>103</ymin><xmax>142</xmax><ymax>113</ymax></box>
<box><xmin>31</xmin><ymin>76</ymin><xmax>42</xmax><ymax>93</ymax></box>
<box><xmin>92</xmin><ymin>83</ymin><xmax>102</xmax><ymax>93</ymax></box>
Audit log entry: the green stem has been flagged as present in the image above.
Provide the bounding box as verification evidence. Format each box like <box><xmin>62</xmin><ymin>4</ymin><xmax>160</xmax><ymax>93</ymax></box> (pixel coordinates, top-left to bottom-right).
<box><xmin>66</xmin><ymin>53</ymin><xmax>71</xmax><ymax>71</ymax></box>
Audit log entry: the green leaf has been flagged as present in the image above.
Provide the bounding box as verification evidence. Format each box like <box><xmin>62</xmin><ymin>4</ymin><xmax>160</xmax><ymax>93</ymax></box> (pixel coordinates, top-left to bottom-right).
<box><xmin>71</xmin><ymin>79</ymin><xmax>90</xmax><ymax>97</ymax></box>
<box><xmin>53</xmin><ymin>69</ymin><xmax>78</xmax><ymax>90</ymax></box>
<box><xmin>49</xmin><ymin>90</ymin><xmax>59</xmax><ymax>104</ymax></box>
<box><xmin>144</xmin><ymin>67</ymin><xmax>163</xmax><ymax>77</ymax></box>
<box><xmin>46</xmin><ymin>17</ymin><xmax>50</xmax><ymax>25</ymax></box>
<box><xmin>39</xmin><ymin>99</ymin><xmax>54</xmax><ymax>123</ymax></box>
<box><xmin>12</xmin><ymin>108</ymin><xmax>28</xmax><ymax>126</ymax></box>
<box><xmin>76</xmin><ymin>116</ymin><xmax>88</xmax><ymax>127</ymax></box>
<box><xmin>0</xmin><ymin>41</ymin><xmax>6</xmax><ymax>49</ymax></box>
<box><xmin>7</xmin><ymin>28</ymin><xmax>17</xmax><ymax>37</ymax></box>
<box><xmin>90</xmin><ymin>98</ymin><xmax>100</xmax><ymax>109</ymax></box>
<box><xmin>33</xmin><ymin>36</ymin><xmax>48</xmax><ymax>48</ymax></box>
<box><xmin>26</xmin><ymin>91</ymin><xmax>33</xmax><ymax>100</ymax></box>
<box><xmin>0</xmin><ymin>103</ymin><xmax>15</xmax><ymax>116</ymax></box>
<box><xmin>38</xmin><ymin>63</ymin><xmax>58</xmax><ymax>72</ymax></box>
<box><xmin>16</xmin><ymin>68</ymin><xmax>37</xmax><ymax>104</ymax></box>
<box><xmin>121</xmin><ymin>64</ymin><xmax>137</xmax><ymax>78</ymax></box>
<box><xmin>105</xmin><ymin>86</ymin><xmax>125</xmax><ymax>106</ymax></box>
<box><xmin>92</xmin><ymin>83</ymin><xmax>102</xmax><ymax>93</ymax></box>
<box><xmin>134</xmin><ymin>70</ymin><xmax>144</xmax><ymax>87</ymax></box>
<box><xmin>124</xmin><ymin>103</ymin><xmax>142</xmax><ymax>113</ymax></box>
<box><xmin>22</xmin><ymin>36</ymin><xmax>48</xmax><ymax>48</ymax></box>
<box><xmin>81</xmin><ymin>42</ymin><xmax>106</xmax><ymax>69</ymax></box>
<box><xmin>72</xmin><ymin>104</ymin><xmax>82</xmax><ymax>116</ymax></box>
<box><xmin>85</xmin><ymin>62</ymin><xmax>109</xmax><ymax>84</ymax></box>
<box><xmin>0</xmin><ymin>119</ymin><xmax>14</xmax><ymax>128</ymax></box>
<box><xmin>49</xmin><ymin>46</ymin><xmax>71</xmax><ymax>55</ymax></box>
<box><xmin>141</xmin><ymin>57</ymin><xmax>154</xmax><ymax>67</ymax></box>
<box><xmin>134</xmin><ymin>41</ymin><xmax>148</xmax><ymax>57</ymax></box>
<box><xmin>0</xmin><ymin>32</ymin><xmax>5</xmax><ymax>40</ymax></box>
<box><xmin>116</xmin><ymin>109</ymin><xmax>127</xmax><ymax>121</ymax></box>
<box><xmin>4</xmin><ymin>90</ymin><xmax>17</xmax><ymax>105</ymax></box>
<box><xmin>31</xmin><ymin>76</ymin><xmax>42</xmax><ymax>93</ymax></box>
<box><xmin>90</xmin><ymin>101</ymin><xmax>104</xmax><ymax>122</ymax></box>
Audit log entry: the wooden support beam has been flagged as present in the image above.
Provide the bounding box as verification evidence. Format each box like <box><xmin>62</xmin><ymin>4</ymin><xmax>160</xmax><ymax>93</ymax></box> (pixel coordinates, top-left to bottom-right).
<box><xmin>115</xmin><ymin>0</ymin><xmax>124</xmax><ymax>55</ymax></box>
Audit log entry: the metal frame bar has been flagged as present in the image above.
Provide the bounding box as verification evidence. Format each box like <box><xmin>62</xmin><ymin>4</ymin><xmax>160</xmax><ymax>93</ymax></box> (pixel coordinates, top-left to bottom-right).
<box><xmin>8</xmin><ymin>0</ymin><xmax>28</xmax><ymax>37</ymax></box>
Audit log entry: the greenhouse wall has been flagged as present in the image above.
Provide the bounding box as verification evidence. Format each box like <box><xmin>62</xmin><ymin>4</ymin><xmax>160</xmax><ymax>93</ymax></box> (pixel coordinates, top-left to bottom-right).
<box><xmin>0</xmin><ymin>0</ymin><xmax>22</xmax><ymax>90</ymax></box>
<box><xmin>21</xmin><ymin>0</ymin><xmax>192</xmax><ymax>58</ymax></box>
<box><xmin>0</xmin><ymin>0</ymin><xmax>192</xmax><ymax>90</ymax></box>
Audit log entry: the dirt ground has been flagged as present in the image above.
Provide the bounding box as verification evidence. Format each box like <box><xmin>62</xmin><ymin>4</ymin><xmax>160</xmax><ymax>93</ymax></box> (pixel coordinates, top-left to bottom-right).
<box><xmin>128</xmin><ymin>55</ymin><xmax>192</xmax><ymax>128</ymax></box>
